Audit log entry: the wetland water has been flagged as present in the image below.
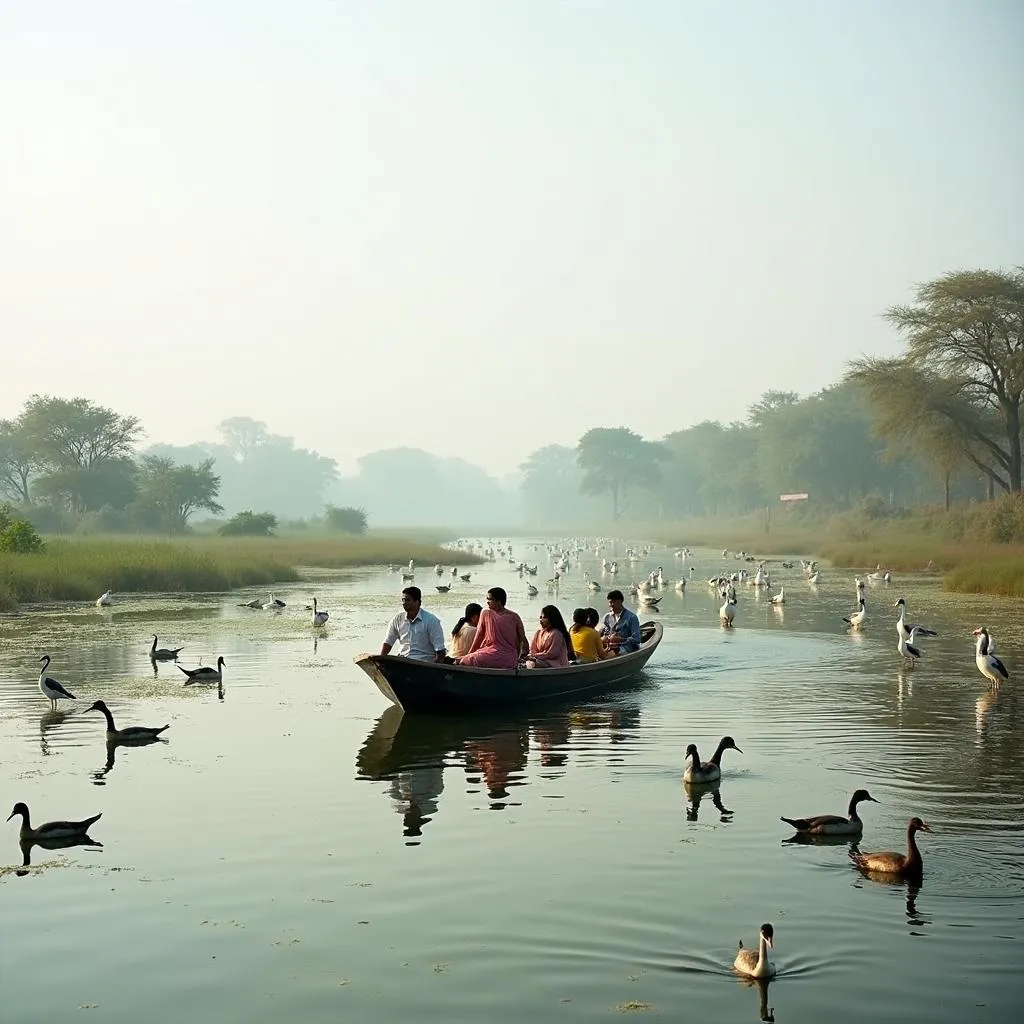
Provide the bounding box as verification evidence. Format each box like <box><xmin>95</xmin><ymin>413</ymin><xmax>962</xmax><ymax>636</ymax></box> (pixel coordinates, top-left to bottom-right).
<box><xmin>0</xmin><ymin>544</ymin><xmax>1020</xmax><ymax>1023</ymax></box>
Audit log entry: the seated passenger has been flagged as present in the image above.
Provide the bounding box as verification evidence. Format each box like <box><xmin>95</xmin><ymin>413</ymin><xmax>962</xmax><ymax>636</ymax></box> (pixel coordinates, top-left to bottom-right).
<box><xmin>450</xmin><ymin>602</ymin><xmax>483</xmax><ymax>659</ymax></box>
<box><xmin>525</xmin><ymin>604</ymin><xmax>574</xmax><ymax>668</ymax></box>
<box><xmin>599</xmin><ymin>590</ymin><xmax>642</xmax><ymax>655</ymax></box>
<box><xmin>570</xmin><ymin>607</ymin><xmax>610</xmax><ymax>664</ymax></box>
<box><xmin>458</xmin><ymin>587</ymin><xmax>529</xmax><ymax>668</ymax></box>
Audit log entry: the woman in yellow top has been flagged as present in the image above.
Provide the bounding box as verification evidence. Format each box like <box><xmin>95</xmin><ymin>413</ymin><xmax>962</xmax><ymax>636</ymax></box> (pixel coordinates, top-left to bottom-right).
<box><xmin>450</xmin><ymin>602</ymin><xmax>482</xmax><ymax>658</ymax></box>
<box><xmin>570</xmin><ymin>607</ymin><xmax>610</xmax><ymax>663</ymax></box>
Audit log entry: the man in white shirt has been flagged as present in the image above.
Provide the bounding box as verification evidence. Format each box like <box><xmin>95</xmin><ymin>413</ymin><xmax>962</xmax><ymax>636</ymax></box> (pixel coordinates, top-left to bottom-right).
<box><xmin>381</xmin><ymin>586</ymin><xmax>447</xmax><ymax>662</ymax></box>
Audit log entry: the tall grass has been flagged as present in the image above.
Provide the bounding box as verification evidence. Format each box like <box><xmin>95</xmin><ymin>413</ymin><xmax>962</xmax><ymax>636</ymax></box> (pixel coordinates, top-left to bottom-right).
<box><xmin>0</xmin><ymin>533</ymin><xmax>481</xmax><ymax>611</ymax></box>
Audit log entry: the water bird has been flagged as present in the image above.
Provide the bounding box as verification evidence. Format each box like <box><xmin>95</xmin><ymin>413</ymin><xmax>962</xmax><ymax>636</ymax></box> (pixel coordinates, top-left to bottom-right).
<box><xmin>150</xmin><ymin>635</ymin><xmax>184</xmax><ymax>660</ymax></box>
<box><xmin>807</xmin><ymin>571</ymin><xmax>820</xmax><ymax>585</ymax></box>
<box><xmin>780</xmin><ymin>788</ymin><xmax>878</xmax><ymax>836</ymax></box>
<box><xmin>311</xmin><ymin>597</ymin><xmax>329</xmax><ymax>627</ymax></box>
<box><xmin>38</xmin><ymin>655</ymin><xmax>76</xmax><ymax>710</ymax></box>
<box><xmin>86</xmin><ymin>699</ymin><xmax>169</xmax><ymax>743</ymax></box>
<box><xmin>684</xmin><ymin>736</ymin><xmax>742</xmax><ymax>784</ymax></box>
<box><xmin>733</xmin><ymin>923</ymin><xmax>776</xmax><ymax>979</ymax></box>
<box><xmin>240</xmin><ymin>597</ymin><xmax>263</xmax><ymax>609</ymax></box>
<box><xmin>263</xmin><ymin>594</ymin><xmax>286</xmax><ymax>610</ymax></box>
<box><xmin>893</xmin><ymin>598</ymin><xmax>937</xmax><ymax>642</ymax></box>
<box><xmin>639</xmin><ymin>593</ymin><xmax>661</xmax><ymax>607</ymax></box>
<box><xmin>7</xmin><ymin>802</ymin><xmax>102</xmax><ymax>841</ymax></box>
<box><xmin>769</xmin><ymin>587</ymin><xmax>785</xmax><ymax>605</ymax></box>
<box><xmin>973</xmin><ymin>627</ymin><xmax>1008</xmax><ymax>684</ymax></box>
<box><xmin>178</xmin><ymin>656</ymin><xmax>225</xmax><ymax>684</ymax></box>
<box><xmin>850</xmin><ymin>817</ymin><xmax>932</xmax><ymax>879</ymax></box>
<box><xmin>436</xmin><ymin>583</ymin><xmax>452</xmax><ymax>593</ymax></box>
<box><xmin>898</xmin><ymin>628</ymin><xmax>922</xmax><ymax>665</ymax></box>
<box><xmin>720</xmin><ymin>594</ymin><xmax>737</xmax><ymax>626</ymax></box>
<box><xmin>460</xmin><ymin>573</ymin><xmax>472</xmax><ymax>583</ymax></box>
<box><xmin>843</xmin><ymin>597</ymin><xmax>866</xmax><ymax>630</ymax></box>
<box><xmin>96</xmin><ymin>589</ymin><xmax>113</xmax><ymax>607</ymax></box>
<box><xmin>526</xmin><ymin>583</ymin><xmax>539</xmax><ymax>596</ymax></box>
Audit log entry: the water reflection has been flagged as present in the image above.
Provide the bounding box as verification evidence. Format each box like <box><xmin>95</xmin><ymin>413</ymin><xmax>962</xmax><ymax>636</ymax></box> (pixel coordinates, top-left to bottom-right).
<box><xmin>356</xmin><ymin>701</ymin><xmax>642</xmax><ymax>841</ymax></box>
<box><xmin>39</xmin><ymin>709</ymin><xmax>70</xmax><ymax>756</ymax></box>
<box><xmin>14</xmin><ymin>833</ymin><xmax>103</xmax><ymax>877</ymax></box>
<box><xmin>91</xmin><ymin>734</ymin><xmax>170</xmax><ymax>785</ymax></box>
<box><xmin>685</xmin><ymin>782</ymin><xmax>734</xmax><ymax>822</ymax></box>
<box><xmin>738</xmin><ymin>976</ymin><xmax>775</xmax><ymax>1022</ymax></box>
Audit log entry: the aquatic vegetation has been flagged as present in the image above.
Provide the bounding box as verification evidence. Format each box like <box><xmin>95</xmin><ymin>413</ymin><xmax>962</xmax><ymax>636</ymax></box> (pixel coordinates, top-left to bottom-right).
<box><xmin>0</xmin><ymin>533</ymin><xmax>481</xmax><ymax>611</ymax></box>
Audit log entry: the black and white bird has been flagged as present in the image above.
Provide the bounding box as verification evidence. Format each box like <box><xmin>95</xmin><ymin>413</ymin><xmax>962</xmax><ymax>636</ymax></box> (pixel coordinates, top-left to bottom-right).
<box><xmin>311</xmin><ymin>597</ymin><xmax>329</xmax><ymax>627</ymax></box>
<box><xmin>893</xmin><ymin>598</ymin><xmax>937</xmax><ymax>643</ymax></box>
<box><xmin>178</xmin><ymin>656</ymin><xmax>226</xmax><ymax>685</ymax></box>
<box><xmin>38</xmin><ymin>655</ymin><xmax>76</xmax><ymax>710</ymax></box>
<box><xmin>150</xmin><ymin>635</ymin><xmax>184</xmax><ymax>660</ymax></box>
<box><xmin>263</xmin><ymin>594</ymin><xmax>286</xmax><ymax>610</ymax></box>
<box><xmin>843</xmin><ymin>597</ymin><xmax>867</xmax><ymax>631</ymax></box>
<box><xmin>973</xmin><ymin>627</ymin><xmax>1009</xmax><ymax>685</ymax></box>
<box><xmin>898</xmin><ymin>626</ymin><xmax>923</xmax><ymax>665</ymax></box>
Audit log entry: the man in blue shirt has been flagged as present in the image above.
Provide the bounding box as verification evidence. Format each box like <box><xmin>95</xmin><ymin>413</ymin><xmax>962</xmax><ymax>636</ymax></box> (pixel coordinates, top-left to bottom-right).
<box><xmin>599</xmin><ymin>589</ymin><xmax>642</xmax><ymax>655</ymax></box>
<box><xmin>381</xmin><ymin>586</ymin><xmax>447</xmax><ymax>662</ymax></box>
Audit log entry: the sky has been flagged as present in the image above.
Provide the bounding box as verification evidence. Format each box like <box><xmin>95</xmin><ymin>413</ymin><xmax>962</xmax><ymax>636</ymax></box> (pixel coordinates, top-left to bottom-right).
<box><xmin>1</xmin><ymin>1</ymin><xmax>1021</xmax><ymax>478</ymax></box>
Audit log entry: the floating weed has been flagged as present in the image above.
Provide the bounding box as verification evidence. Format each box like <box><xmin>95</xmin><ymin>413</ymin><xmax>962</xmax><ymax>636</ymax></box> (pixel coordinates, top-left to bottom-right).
<box><xmin>613</xmin><ymin>1001</ymin><xmax>653</xmax><ymax>1012</ymax></box>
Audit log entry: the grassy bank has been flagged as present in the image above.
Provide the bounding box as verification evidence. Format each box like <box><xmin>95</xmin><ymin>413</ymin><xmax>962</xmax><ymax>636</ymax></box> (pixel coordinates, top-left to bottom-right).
<box><xmin>0</xmin><ymin>533</ymin><xmax>481</xmax><ymax>612</ymax></box>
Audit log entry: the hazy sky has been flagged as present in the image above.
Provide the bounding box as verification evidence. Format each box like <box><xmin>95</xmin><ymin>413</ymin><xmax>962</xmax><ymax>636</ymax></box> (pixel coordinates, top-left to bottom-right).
<box><xmin>1</xmin><ymin>1</ymin><xmax>1021</xmax><ymax>477</ymax></box>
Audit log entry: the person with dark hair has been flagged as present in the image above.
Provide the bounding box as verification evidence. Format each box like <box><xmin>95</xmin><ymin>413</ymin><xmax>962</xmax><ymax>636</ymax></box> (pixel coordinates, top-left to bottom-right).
<box><xmin>381</xmin><ymin>586</ymin><xmax>446</xmax><ymax>662</ymax></box>
<box><xmin>525</xmin><ymin>605</ymin><xmax>574</xmax><ymax>668</ymax></box>
<box><xmin>570</xmin><ymin>606</ymin><xmax>610</xmax><ymax>664</ymax></box>
<box><xmin>458</xmin><ymin>587</ymin><xmax>528</xmax><ymax>668</ymax></box>
<box><xmin>600</xmin><ymin>589</ymin><xmax>642</xmax><ymax>655</ymax></box>
<box><xmin>585</xmin><ymin>608</ymin><xmax>600</xmax><ymax>629</ymax></box>
<box><xmin>451</xmin><ymin>602</ymin><xmax>483</xmax><ymax>659</ymax></box>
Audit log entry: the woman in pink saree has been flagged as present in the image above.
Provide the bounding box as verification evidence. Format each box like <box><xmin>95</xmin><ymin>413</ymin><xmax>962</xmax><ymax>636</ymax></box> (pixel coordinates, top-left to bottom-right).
<box><xmin>458</xmin><ymin>587</ymin><xmax>529</xmax><ymax>669</ymax></box>
<box><xmin>525</xmin><ymin>605</ymin><xmax>574</xmax><ymax>669</ymax></box>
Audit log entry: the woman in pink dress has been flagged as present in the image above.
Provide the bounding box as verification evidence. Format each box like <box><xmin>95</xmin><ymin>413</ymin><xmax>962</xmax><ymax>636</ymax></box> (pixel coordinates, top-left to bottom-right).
<box><xmin>458</xmin><ymin>587</ymin><xmax>528</xmax><ymax>668</ymax></box>
<box><xmin>525</xmin><ymin>605</ymin><xmax>574</xmax><ymax>669</ymax></box>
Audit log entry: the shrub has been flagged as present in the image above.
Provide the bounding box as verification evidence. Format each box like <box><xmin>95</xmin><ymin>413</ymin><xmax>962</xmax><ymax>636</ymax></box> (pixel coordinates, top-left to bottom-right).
<box><xmin>219</xmin><ymin>510</ymin><xmax>279</xmax><ymax>537</ymax></box>
<box><xmin>324</xmin><ymin>504</ymin><xmax>369</xmax><ymax>534</ymax></box>
<box><xmin>0</xmin><ymin>507</ymin><xmax>45</xmax><ymax>553</ymax></box>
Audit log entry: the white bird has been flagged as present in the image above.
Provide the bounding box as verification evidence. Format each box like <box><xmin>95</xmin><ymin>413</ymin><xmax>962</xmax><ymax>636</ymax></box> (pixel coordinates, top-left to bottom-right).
<box><xmin>37</xmin><ymin>655</ymin><xmax>76</xmax><ymax>710</ymax></box>
<box><xmin>973</xmin><ymin>627</ymin><xmax>1008</xmax><ymax>685</ymax></box>
<box><xmin>675</xmin><ymin>579</ymin><xmax>686</xmax><ymax>592</ymax></box>
<box><xmin>770</xmin><ymin>587</ymin><xmax>785</xmax><ymax>606</ymax></box>
<box><xmin>720</xmin><ymin>595</ymin><xmax>737</xmax><ymax>626</ymax></box>
<box><xmin>893</xmin><ymin>598</ymin><xmax>937</xmax><ymax>642</ymax></box>
<box><xmin>733</xmin><ymin>923</ymin><xmax>776</xmax><ymax>979</ymax></box>
<box><xmin>311</xmin><ymin>597</ymin><xmax>329</xmax><ymax>627</ymax></box>
<box><xmin>178</xmin><ymin>656</ymin><xmax>226</xmax><ymax>684</ymax></box>
<box><xmin>263</xmin><ymin>593</ymin><xmax>286</xmax><ymax>610</ymax></box>
<box><xmin>843</xmin><ymin>597</ymin><xmax>866</xmax><ymax>630</ymax></box>
<box><xmin>96</xmin><ymin>590</ymin><xmax>113</xmax><ymax>607</ymax></box>
<box><xmin>807</xmin><ymin>571</ymin><xmax>820</xmax><ymax>585</ymax></box>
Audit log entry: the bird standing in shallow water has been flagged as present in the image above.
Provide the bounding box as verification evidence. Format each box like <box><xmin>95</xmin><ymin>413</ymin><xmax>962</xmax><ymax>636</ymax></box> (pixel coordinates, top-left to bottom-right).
<box><xmin>734</xmin><ymin>923</ymin><xmax>776</xmax><ymax>978</ymax></box>
<box><xmin>37</xmin><ymin>655</ymin><xmax>76</xmax><ymax>710</ymax></box>
<box><xmin>973</xmin><ymin>627</ymin><xmax>1009</xmax><ymax>685</ymax></box>
<box><xmin>780</xmin><ymin>788</ymin><xmax>878</xmax><ymax>836</ymax></box>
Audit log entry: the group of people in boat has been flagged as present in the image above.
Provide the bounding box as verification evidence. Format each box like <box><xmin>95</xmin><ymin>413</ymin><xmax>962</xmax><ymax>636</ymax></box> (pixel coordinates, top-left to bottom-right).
<box><xmin>380</xmin><ymin>586</ymin><xmax>643</xmax><ymax>669</ymax></box>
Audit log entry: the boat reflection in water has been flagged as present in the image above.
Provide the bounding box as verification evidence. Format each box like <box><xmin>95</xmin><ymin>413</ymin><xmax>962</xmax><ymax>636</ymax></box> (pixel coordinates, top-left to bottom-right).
<box><xmin>356</xmin><ymin>700</ymin><xmax>642</xmax><ymax>843</ymax></box>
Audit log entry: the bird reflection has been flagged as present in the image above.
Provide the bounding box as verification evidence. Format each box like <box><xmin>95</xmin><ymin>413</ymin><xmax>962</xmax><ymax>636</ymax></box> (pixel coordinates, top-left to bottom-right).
<box><xmin>685</xmin><ymin>781</ymin><xmax>733</xmax><ymax>822</ymax></box>
<box><xmin>897</xmin><ymin>672</ymin><xmax>913</xmax><ymax>707</ymax></box>
<box><xmin>39</xmin><ymin>709</ymin><xmax>70</xmax><ymax>756</ymax></box>
<box><xmin>783</xmin><ymin>831</ymin><xmax>861</xmax><ymax>852</ymax></box>
<box><xmin>16</xmin><ymin>833</ymin><xmax>103</xmax><ymax>877</ymax></box>
<box><xmin>91</xmin><ymin>734</ymin><xmax>169</xmax><ymax>784</ymax></box>
<box><xmin>738</xmin><ymin>976</ymin><xmax>775</xmax><ymax>1023</ymax></box>
<box><xmin>975</xmin><ymin>685</ymin><xmax>1000</xmax><ymax>744</ymax></box>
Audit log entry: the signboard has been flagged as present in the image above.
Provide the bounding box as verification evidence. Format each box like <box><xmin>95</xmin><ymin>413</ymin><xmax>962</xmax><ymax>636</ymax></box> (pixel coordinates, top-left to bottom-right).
<box><xmin>779</xmin><ymin>493</ymin><xmax>809</xmax><ymax>502</ymax></box>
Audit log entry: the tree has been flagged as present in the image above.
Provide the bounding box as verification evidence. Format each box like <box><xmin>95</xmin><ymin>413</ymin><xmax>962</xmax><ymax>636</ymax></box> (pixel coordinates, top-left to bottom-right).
<box><xmin>324</xmin><ymin>504</ymin><xmax>368</xmax><ymax>533</ymax></box>
<box><xmin>0</xmin><ymin>504</ymin><xmax>45</xmax><ymax>552</ymax></box>
<box><xmin>883</xmin><ymin>268</ymin><xmax>1024</xmax><ymax>491</ymax></box>
<box><xmin>218</xmin><ymin>417</ymin><xmax>269</xmax><ymax>462</ymax></box>
<box><xmin>0</xmin><ymin>417</ymin><xmax>37</xmax><ymax>503</ymax></box>
<box><xmin>219</xmin><ymin>510</ymin><xmax>278</xmax><ymax>536</ymax></box>
<box><xmin>575</xmin><ymin>428</ymin><xmax>667</xmax><ymax>520</ymax></box>
<box><xmin>31</xmin><ymin>459</ymin><xmax>139</xmax><ymax>514</ymax></box>
<box><xmin>20</xmin><ymin>396</ymin><xmax>143</xmax><ymax>471</ymax></box>
<box><xmin>136</xmin><ymin>456</ymin><xmax>223</xmax><ymax>532</ymax></box>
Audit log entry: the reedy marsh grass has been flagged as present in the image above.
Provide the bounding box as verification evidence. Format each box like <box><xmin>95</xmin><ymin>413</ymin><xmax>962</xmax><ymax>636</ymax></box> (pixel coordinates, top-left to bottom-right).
<box><xmin>0</xmin><ymin>533</ymin><xmax>481</xmax><ymax>612</ymax></box>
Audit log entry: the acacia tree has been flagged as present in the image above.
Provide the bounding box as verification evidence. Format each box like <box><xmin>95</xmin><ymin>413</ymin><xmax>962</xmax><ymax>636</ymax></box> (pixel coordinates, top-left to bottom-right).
<box><xmin>576</xmin><ymin>427</ymin><xmax>667</xmax><ymax>520</ymax></box>
<box><xmin>20</xmin><ymin>395</ymin><xmax>143</xmax><ymax>471</ymax></box>
<box><xmin>136</xmin><ymin>456</ymin><xmax>223</xmax><ymax>532</ymax></box>
<box><xmin>218</xmin><ymin>417</ymin><xmax>269</xmax><ymax>462</ymax></box>
<box><xmin>881</xmin><ymin>268</ymin><xmax>1024</xmax><ymax>492</ymax></box>
<box><xmin>0</xmin><ymin>417</ymin><xmax>37</xmax><ymax>503</ymax></box>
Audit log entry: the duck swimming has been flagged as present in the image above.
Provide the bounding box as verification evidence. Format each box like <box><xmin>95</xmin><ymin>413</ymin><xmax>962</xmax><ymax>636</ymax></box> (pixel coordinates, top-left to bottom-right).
<box><xmin>734</xmin><ymin>923</ymin><xmax>776</xmax><ymax>978</ymax></box>
<box><xmin>7</xmin><ymin>802</ymin><xmax>102</xmax><ymax>841</ymax></box>
<box><xmin>150</xmin><ymin>635</ymin><xmax>184</xmax><ymax>660</ymax></box>
<box><xmin>850</xmin><ymin>816</ymin><xmax>932</xmax><ymax>878</ymax></box>
<box><xmin>86</xmin><ymin>699</ymin><xmax>169</xmax><ymax>743</ymax></box>
<box><xmin>177</xmin><ymin>656</ymin><xmax>226</xmax><ymax>684</ymax></box>
<box><xmin>684</xmin><ymin>736</ymin><xmax>742</xmax><ymax>784</ymax></box>
<box><xmin>780</xmin><ymin>788</ymin><xmax>878</xmax><ymax>835</ymax></box>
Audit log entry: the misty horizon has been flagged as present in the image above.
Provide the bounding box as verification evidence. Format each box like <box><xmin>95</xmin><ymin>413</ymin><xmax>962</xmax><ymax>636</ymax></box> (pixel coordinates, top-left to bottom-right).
<box><xmin>2</xmin><ymin>1</ymin><xmax>1022</xmax><ymax>478</ymax></box>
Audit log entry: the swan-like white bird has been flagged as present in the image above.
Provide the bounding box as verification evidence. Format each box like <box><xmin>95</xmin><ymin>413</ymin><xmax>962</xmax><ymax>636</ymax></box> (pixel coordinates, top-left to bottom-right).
<box><xmin>263</xmin><ymin>593</ymin><xmax>286</xmax><ymax>610</ymax></box>
<box><xmin>38</xmin><ymin>655</ymin><xmax>76</xmax><ymax>710</ymax></box>
<box><xmin>311</xmin><ymin>597</ymin><xmax>329</xmax><ymax>627</ymax></box>
<box><xmin>96</xmin><ymin>590</ymin><xmax>113</xmax><ymax>607</ymax></box>
<box><xmin>770</xmin><ymin>587</ymin><xmax>785</xmax><ymax>606</ymax></box>
<box><xmin>894</xmin><ymin>598</ymin><xmax>937</xmax><ymax>642</ymax></box>
<box><xmin>843</xmin><ymin>597</ymin><xmax>866</xmax><ymax>630</ymax></box>
<box><xmin>897</xmin><ymin>628</ymin><xmax>922</xmax><ymax>665</ymax></box>
<box><xmin>733</xmin><ymin>923</ymin><xmax>776</xmax><ymax>979</ymax></box>
<box><xmin>973</xmin><ymin>627</ymin><xmax>1008</xmax><ymax>685</ymax></box>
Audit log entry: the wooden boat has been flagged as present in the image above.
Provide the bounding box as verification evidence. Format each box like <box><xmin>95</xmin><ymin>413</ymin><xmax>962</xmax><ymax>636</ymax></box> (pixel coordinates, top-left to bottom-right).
<box><xmin>354</xmin><ymin>621</ymin><xmax>663</xmax><ymax>712</ymax></box>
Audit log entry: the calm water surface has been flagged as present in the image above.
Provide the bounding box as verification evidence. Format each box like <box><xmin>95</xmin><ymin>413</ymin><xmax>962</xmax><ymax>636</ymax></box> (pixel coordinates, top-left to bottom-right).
<box><xmin>1</xmin><ymin>544</ymin><xmax>1021</xmax><ymax>1023</ymax></box>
